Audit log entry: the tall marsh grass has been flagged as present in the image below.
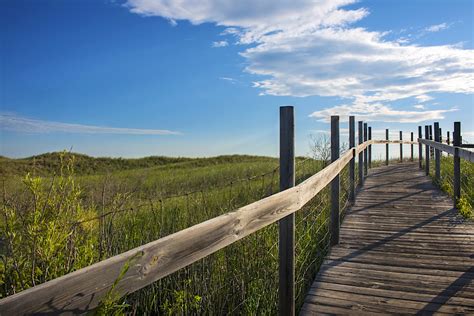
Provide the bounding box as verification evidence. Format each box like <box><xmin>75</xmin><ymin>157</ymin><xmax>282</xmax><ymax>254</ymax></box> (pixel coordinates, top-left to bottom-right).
<box><xmin>1</xmin><ymin>152</ymin><xmax>352</xmax><ymax>314</ymax></box>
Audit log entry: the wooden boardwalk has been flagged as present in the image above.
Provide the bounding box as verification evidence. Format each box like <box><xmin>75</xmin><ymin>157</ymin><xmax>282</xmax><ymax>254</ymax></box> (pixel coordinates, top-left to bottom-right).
<box><xmin>301</xmin><ymin>162</ymin><xmax>474</xmax><ymax>315</ymax></box>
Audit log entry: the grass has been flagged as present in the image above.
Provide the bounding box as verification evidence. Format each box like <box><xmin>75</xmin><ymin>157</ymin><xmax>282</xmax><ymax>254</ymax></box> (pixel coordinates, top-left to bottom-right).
<box><xmin>0</xmin><ymin>152</ymin><xmax>277</xmax><ymax>177</ymax></box>
<box><xmin>3</xmin><ymin>150</ymin><xmax>470</xmax><ymax>314</ymax></box>
<box><xmin>1</xmin><ymin>152</ymin><xmax>346</xmax><ymax>314</ymax></box>
<box><xmin>428</xmin><ymin>154</ymin><xmax>474</xmax><ymax>218</ymax></box>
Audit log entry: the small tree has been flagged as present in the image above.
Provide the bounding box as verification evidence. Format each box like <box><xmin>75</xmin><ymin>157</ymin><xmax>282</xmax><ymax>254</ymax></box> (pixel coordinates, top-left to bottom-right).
<box><xmin>309</xmin><ymin>134</ymin><xmax>331</xmax><ymax>166</ymax></box>
<box><xmin>309</xmin><ymin>134</ymin><xmax>349</xmax><ymax>167</ymax></box>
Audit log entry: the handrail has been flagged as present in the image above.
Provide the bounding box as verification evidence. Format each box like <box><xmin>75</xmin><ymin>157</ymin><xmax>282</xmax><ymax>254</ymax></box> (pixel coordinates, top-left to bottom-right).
<box><xmin>0</xmin><ymin>141</ymin><xmax>369</xmax><ymax>314</ymax></box>
<box><xmin>419</xmin><ymin>138</ymin><xmax>474</xmax><ymax>163</ymax></box>
<box><xmin>372</xmin><ymin>139</ymin><xmax>417</xmax><ymax>145</ymax></box>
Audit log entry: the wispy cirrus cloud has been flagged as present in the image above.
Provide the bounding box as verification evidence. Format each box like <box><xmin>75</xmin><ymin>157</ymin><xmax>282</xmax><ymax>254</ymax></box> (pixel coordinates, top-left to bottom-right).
<box><xmin>0</xmin><ymin>113</ymin><xmax>180</xmax><ymax>135</ymax></box>
<box><xmin>308</xmin><ymin>102</ymin><xmax>457</xmax><ymax>123</ymax></box>
<box><xmin>212</xmin><ymin>40</ymin><xmax>228</xmax><ymax>47</ymax></box>
<box><xmin>311</xmin><ymin>128</ymin><xmax>415</xmax><ymax>138</ymax></box>
<box><xmin>424</xmin><ymin>22</ymin><xmax>450</xmax><ymax>33</ymax></box>
<box><xmin>219</xmin><ymin>76</ymin><xmax>237</xmax><ymax>84</ymax></box>
<box><xmin>125</xmin><ymin>0</ymin><xmax>474</xmax><ymax>122</ymax></box>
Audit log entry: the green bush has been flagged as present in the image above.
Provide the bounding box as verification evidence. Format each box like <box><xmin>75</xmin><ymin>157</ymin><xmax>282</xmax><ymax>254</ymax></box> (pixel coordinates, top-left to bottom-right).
<box><xmin>1</xmin><ymin>153</ymin><xmax>98</xmax><ymax>297</ymax></box>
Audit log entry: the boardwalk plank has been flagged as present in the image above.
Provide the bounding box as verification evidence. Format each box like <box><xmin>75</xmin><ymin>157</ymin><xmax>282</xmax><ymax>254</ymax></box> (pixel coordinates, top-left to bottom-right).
<box><xmin>301</xmin><ymin>162</ymin><xmax>474</xmax><ymax>315</ymax></box>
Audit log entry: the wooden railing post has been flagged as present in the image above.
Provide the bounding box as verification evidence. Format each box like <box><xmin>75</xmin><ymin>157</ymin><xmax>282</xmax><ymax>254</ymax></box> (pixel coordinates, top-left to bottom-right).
<box><xmin>279</xmin><ymin>106</ymin><xmax>295</xmax><ymax>316</ymax></box>
<box><xmin>410</xmin><ymin>132</ymin><xmax>414</xmax><ymax>161</ymax></box>
<box><xmin>385</xmin><ymin>129</ymin><xmax>389</xmax><ymax>166</ymax></box>
<box><xmin>418</xmin><ymin>126</ymin><xmax>422</xmax><ymax>168</ymax></box>
<box><xmin>368</xmin><ymin>127</ymin><xmax>372</xmax><ymax>168</ymax></box>
<box><xmin>364</xmin><ymin>123</ymin><xmax>368</xmax><ymax>176</ymax></box>
<box><xmin>358</xmin><ymin>121</ymin><xmax>364</xmax><ymax>186</ymax></box>
<box><xmin>399</xmin><ymin>131</ymin><xmax>403</xmax><ymax>162</ymax></box>
<box><xmin>447</xmin><ymin>131</ymin><xmax>450</xmax><ymax>156</ymax></box>
<box><xmin>453</xmin><ymin>122</ymin><xmax>461</xmax><ymax>208</ymax></box>
<box><xmin>439</xmin><ymin>128</ymin><xmax>442</xmax><ymax>143</ymax></box>
<box><xmin>425</xmin><ymin>125</ymin><xmax>430</xmax><ymax>176</ymax></box>
<box><xmin>349</xmin><ymin>116</ymin><xmax>355</xmax><ymax>202</ymax></box>
<box><xmin>434</xmin><ymin>122</ymin><xmax>441</xmax><ymax>183</ymax></box>
<box><xmin>429</xmin><ymin>125</ymin><xmax>434</xmax><ymax>159</ymax></box>
<box><xmin>330</xmin><ymin>116</ymin><xmax>340</xmax><ymax>246</ymax></box>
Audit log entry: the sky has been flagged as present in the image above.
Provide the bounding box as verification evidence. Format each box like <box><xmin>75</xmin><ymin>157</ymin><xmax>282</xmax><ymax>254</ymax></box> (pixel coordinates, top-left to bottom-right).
<box><xmin>1</xmin><ymin>0</ymin><xmax>473</xmax><ymax>158</ymax></box>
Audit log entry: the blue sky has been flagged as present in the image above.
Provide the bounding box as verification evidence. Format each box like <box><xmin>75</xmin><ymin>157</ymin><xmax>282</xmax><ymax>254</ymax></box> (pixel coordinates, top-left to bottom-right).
<box><xmin>1</xmin><ymin>0</ymin><xmax>473</xmax><ymax>158</ymax></box>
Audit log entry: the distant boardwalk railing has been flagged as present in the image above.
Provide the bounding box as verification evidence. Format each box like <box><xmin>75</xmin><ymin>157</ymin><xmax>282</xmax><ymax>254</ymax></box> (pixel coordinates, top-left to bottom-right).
<box><xmin>0</xmin><ymin>107</ymin><xmax>471</xmax><ymax>315</ymax></box>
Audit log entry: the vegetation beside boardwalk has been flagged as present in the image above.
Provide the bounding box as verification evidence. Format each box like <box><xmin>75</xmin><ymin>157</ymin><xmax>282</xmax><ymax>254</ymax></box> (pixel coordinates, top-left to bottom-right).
<box><xmin>430</xmin><ymin>156</ymin><xmax>474</xmax><ymax>218</ymax></box>
<box><xmin>1</xmin><ymin>150</ymin><xmax>471</xmax><ymax>314</ymax></box>
<box><xmin>1</xmin><ymin>152</ymin><xmax>348</xmax><ymax>314</ymax></box>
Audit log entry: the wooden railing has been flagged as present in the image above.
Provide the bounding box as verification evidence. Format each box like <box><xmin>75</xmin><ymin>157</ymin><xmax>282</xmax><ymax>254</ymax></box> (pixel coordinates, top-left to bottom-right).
<box><xmin>0</xmin><ymin>108</ymin><xmax>468</xmax><ymax>315</ymax></box>
<box><xmin>417</xmin><ymin>121</ymin><xmax>473</xmax><ymax>208</ymax></box>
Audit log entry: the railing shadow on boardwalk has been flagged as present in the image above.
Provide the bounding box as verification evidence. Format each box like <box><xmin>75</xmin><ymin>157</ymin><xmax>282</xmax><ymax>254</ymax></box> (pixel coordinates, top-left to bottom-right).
<box><xmin>316</xmin><ymin>203</ymin><xmax>473</xmax><ymax>315</ymax></box>
<box><xmin>322</xmin><ymin>206</ymin><xmax>458</xmax><ymax>270</ymax></box>
<box><xmin>302</xmin><ymin>162</ymin><xmax>474</xmax><ymax>315</ymax></box>
<box><xmin>417</xmin><ymin>265</ymin><xmax>474</xmax><ymax>315</ymax></box>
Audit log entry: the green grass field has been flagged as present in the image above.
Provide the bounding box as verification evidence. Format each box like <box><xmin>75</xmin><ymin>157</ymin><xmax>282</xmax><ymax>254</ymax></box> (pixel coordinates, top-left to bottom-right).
<box><xmin>1</xmin><ymin>152</ymin><xmax>470</xmax><ymax>314</ymax></box>
<box><xmin>1</xmin><ymin>152</ymin><xmax>347</xmax><ymax>314</ymax></box>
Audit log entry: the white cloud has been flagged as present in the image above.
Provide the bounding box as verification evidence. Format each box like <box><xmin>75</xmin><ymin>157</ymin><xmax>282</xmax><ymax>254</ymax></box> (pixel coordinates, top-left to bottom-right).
<box><xmin>308</xmin><ymin>102</ymin><xmax>457</xmax><ymax>123</ymax></box>
<box><xmin>125</xmin><ymin>0</ymin><xmax>474</xmax><ymax>122</ymax></box>
<box><xmin>309</xmin><ymin>128</ymin><xmax>416</xmax><ymax>139</ymax></box>
<box><xmin>311</xmin><ymin>128</ymin><xmax>349</xmax><ymax>136</ymax></box>
<box><xmin>424</xmin><ymin>22</ymin><xmax>449</xmax><ymax>33</ymax></box>
<box><xmin>168</xmin><ymin>18</ymin><xmax>177</xmax><ymax>27</ymax></box>
<box><xmin>0</xmin><ymin>114</ymin><xmax>180</xmax><ymax>135</ymax></box>
<box><xmin>219</xmin><ymin>76</ymin><xmax>236</xmax><ymax>83</ymax></box>
<box><xmin>413</xmin><ymin>104</ymin><xmax>425</xmax><ymax>109</ymax></box>
<box><xmin>463</xmin><ymin>131</ymin><xmax>474</xmax><ymax>143</ymax></box>
<box><xmin>212</xmin><ymin>40</ymin><xmax>228</xmax><ymax>47</ymax></box>
<box><xmin>415</xmin><ymin>94</ymin><xmax>433</xmax><ymax>103</ymax></box>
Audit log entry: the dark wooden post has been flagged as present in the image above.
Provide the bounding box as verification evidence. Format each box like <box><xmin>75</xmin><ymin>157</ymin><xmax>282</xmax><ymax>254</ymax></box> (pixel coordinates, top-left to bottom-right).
<box><xmin>453</xmin><ymin>122</ymin><xmax>461</xmax><ymax>208</ymax></box>
<box><xmin>425</xmin><ymin>125</ymin><xmax>430</xmax><ymax>176</ymax></box>
<box><xmin>330</xmin><ymin>116</ymin><xmax>340</xmax><ymax>246</ymax></box>
<box><xmin>434</xmin><ymin>122</ymin><xmax>441</xmax><ymax>183</ymax></box>
<box><xmin>418</xmin><ymin>126</ymin><xmax>422</xmax><ymax>168</ymax></box>
<box><xmin>410</xmin><ymin>132</ymin><xmax>414</xmax><ymax>161</ymax></box>
<box><xmin>349</xmin><ymin>116</ymin><xmax>355</xmax><ymax>202</ymax></box>
<box><xmin>399</xmin><ymin>131</ymin><xmax>403</xmax><ymax>162</ymax></box>
<box><xmin>364</xmin><ymin>123</ymin><xmax>368</xmax><ymax>176</ymax></box>
<box><xmin>439</xmin><ymin>128</ymin><xmax>442</xmax><ymax>143</ymax></box>
<box><xmin>429</xmin><ymin>125</ymin><xmax>434</xmax><ymax>158</ymax></box>
<box><xmin>279</xmin><ymin>106</ymin><xmax>295</xmax><ymax>316</ymax></box>
<box><xmin>358</xmin><ymin>121</ymin><xmax>364</xmax><ymax>186</ymax></box>
<box><xmin>385</xmin><ymin>129</ymin><xmax>389</xmax><ymax>166</ymax></box>
<box><xmin>368</xmin><ymin>127</ymin><xmax>372</xmax><ymax>168</ymax></box>
<box><xmin>447</xmin><ymin>131</ymin><xmax>450</xmax><ymax>156</ymax></box>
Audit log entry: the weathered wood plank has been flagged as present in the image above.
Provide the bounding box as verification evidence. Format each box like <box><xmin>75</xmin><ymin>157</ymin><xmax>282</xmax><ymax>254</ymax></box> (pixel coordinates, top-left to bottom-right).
<box><xmin>309</xmin><ymin>282</ymin><xmax>474</xmax><ymax>307</ymax></box>
<box><xmin>308</xmin><ymin>283</ymin><xmax>474</xmax><ymax>312</ymax></box>
<box><xmin>315</xmin><ymin>274</ymin><xmax>474</xmax><ymax>299</ymax></box>
<box><xmin>349</xmin><ymin>116</ymin><xmax>355</xmax><ymax>202</ymax></box>
<box><xmin>302</xmin><ymin>162</ymin><xmax>474</xmax><ymax>315</ymax></box>
<box><xmin>419</xmin><ymin>138</ymin><xmax>474</xmax><ymax>163</ymax></box>
<box><xmin>279</xmin><ymin>105</ymin><xmax>295</xmax><ymax>316</ymax></box>
<box><xmin>305</xmin><ymin>290</ymin><xmax>457</xmax><ymax>315</ymax></box>
<box><xmin>317</xmin><ymin>267</ymin><xmax>474</xmax><ymax>295</ymax></box>
<box><xmin>330</xmin><ymin>115</ymin><xmax>340</xmax><ymax>246</ymax></box>
<box><xmin>320</xmin><ymin>260</ymin><xmax>474</xmax><ymax>279</ymax></box>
